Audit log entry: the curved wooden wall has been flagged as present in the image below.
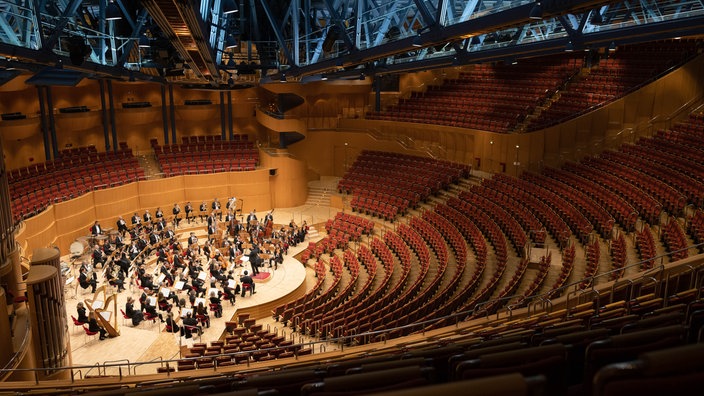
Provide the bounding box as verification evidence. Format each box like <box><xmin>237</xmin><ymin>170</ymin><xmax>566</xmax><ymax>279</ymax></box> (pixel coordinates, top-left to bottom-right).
<box><xmin>15</xmin><ymin>152</ymin><xmax>307</xmax><ymax>258</ymax></box>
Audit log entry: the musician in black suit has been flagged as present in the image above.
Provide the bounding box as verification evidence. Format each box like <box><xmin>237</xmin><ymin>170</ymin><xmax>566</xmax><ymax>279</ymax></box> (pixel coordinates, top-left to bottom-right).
<box><xmin>188</xmin><ymin>232</ymin><xmax>198</xmax><ymax>246</ymax></box>
<box><xmin>125</xmin><ymin>296</ymin><xmax>144</xmax><ymax>326</ymax></box>
<box><xmin>248</xmin><ymin>244</ymin><xmax>261</xmax><ymax>275</ymax></box>
<box><xmin>90</xmin><ymin>221</ymin><xmax>102</xmax><ymax>236</ymax></box>
<box><xmin>155</xmin><ymin>207</ymin><xmax>163</xmax><ymax>220</ymax></box>
<box><xmin>185</xmin><ymin>202</ymin><xmax>194</xmax><ymax>224</ymax></box>
<box><xmin>240</xmin><ymin>271</ymin><xmax>255</xmax><ymax>296</ymax></box>
<box><xmin>116</xmin><ymin>216</ymin><xmax>128</xmax><ymax>235</ymax></box>
<box><xmin>207</xmin><ymin>222</ymin><xmax>217</xmax><ymax>239</ymax></box>
<box><xmin>199</xmin><ymin>201</ymin><xmax>207</xmax><ymax>223</ymax></box>
<box><xmin>131</xmin><ymin>213</ymin><xmax>141</xmax><ymax>228</ymax></box>
<box><xmin>143</xmin><ymin>210</ymin><xmax>152</xmax><ymax>224</ymax></box>
<box><xmin>79</xmin><ymin>267</ymin><xmax>97</xmax><ymax>293</ymax></box>
<box><xmin>92</xmin><ymin>246</ymin><xmax>107</xmax><ymax>269</ymax></box>
<box><xmin>172</xmin><ymin>203</ymin><xmax>182</xmax><ymax>228</ymax></box>
<box><xmin>211</xmin><ymin>198</ymin><xmax>222</xmax><ymax>221</ymax></box>
<box><xmin>76</xmin><ymin>302</ymin><xmax>88</xmax><ymax>324</ymax></box>
<box><xmin>88</xmin><ymin>311</ymin><xmax>108</xmax><ymax>340</ymax></box>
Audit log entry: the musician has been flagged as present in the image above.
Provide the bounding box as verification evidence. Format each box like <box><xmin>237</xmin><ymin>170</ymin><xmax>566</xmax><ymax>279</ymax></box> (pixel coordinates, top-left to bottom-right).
<box><xmin>208</xmin><ymin>290</ymin><xmax>223</xmax><ymax>318</ymax></box>
<box><xmin>131</xmin><ymin>212</ymin><xmax>141</xmax><ymax>228</ymax></box>
<box><xmin>225</xmin><ymin>211</ymin><xmax>235</xmax><ymax>234</ymax></box>
<box><xmin>240</xmin><ymin>270</ymin><xmax>256</xmax><ymax>296</ymax></box>
<box><xmin>248</xmin><ymin>244</ymin><xmax>261</xmax><ymax>276</ymax></box>
<box><xmin>264</xmin><ymin>211</ymin><xmax>274</xmax><ymax>225</ymax></box>
<box><xmin>188</xmin><ymin>232</ymin><xmax>198</xmax><ymax>246</ymax></box>
<box><xmin>247</xmin><ymin>210</ymin><xmax>258</xmax><ymax>223</ymax></box>
<box><xmin>195</xmin><ymin>302</ymin><xmax>210</xmax><ymax>328</ymax></box>
<box><xmin>90</xmin><ymin>220</ymin><xmax>103</xmax><ymax>236</ymax></box>
<box><xmin>106</xmin><ymin>264</ymin><xmax>125</xmax><ymax>292</ymax></box>
<box><xmin>222</xmin><ymin>273</ymin><xmax>239</xmax><ymax>305</ymax></box>
<box><xmin>126</xmin><ymin>296</ymin><xmax>144</xmax><ymax>325</ymax></box>
<box><xmin>270</xmin><ymin>247</ymin><xmax>283</xmax><ymax>270</ymax></box>
<box><xmin>209</xmin><ymin>258</ymin><xmax>226</xmax><ymax>283</ymax></box>
<box><xmin>165</xmin><ymin>312</ymin><xmax>181</xmax><ymax>335</ymax></box>
<box><xmin>182</xmin><ymin>312</ymin><xmax>201</xmax><ymax>338</ymax></box>
<box><xmin>227</xmin><ymin>242</ymin><xmax>240</xmax><ymax>267</ymax></box>
<box><xmin>143</xmin><ymin>210</ymin><xmax>152</xmax><ymax>224</ymax></box>
<box><xmin>88</xmin><ymin>312</ymin><xmax>108</xmax><ymax>340</ymax></box>
<box><xmin>76</xmin><ymin>302</ymin><xmax>88</xmax><ymax>324</ymax></box>
<box><xmin>172</xmin><ymin>203</ymin><xmax>182</xmax><ymax>228</ymax></box>
<box><xmin>113</xmin><ymin>232</ymin><xmax>125</xmax><ymax>249</ymax></box>
<box><xmin>79</xmin><ymin>266</ymin><xmax>97</xmax><ymax>293</ymax></box>
<box><xmin>143</xmin><ymin>290</ymin><xmax>164</xmax><ymax>322</ymax></box>
<box><xmin>212</xmin><ymin>198</ymin><xmax>222</xmax><ymax>221</ymax></box>
<box><xmin>159</xmin><ymin>263</ymin><xmax>174</xmax><ymax>286</ymax></box>
<box><xmin>155</xmin><ymin>207</ymin><xmax>164</xmax><ymax>221</ymax></box>
<box><xmin>149</xmin><ymin>231</ymin><xmax>161</xmax><ymax>247</ymax></box>
<box><xmin>199</xmin><ymin>201</ymin><xmax>208</xmax><ymax>223</ymax></box>
<box><xmin>208</xmin><ymin>217</ymin><xmax>218</xmax><ymax>239</ymax></box>
<box><xmin>226</xmin><ymin>196</ymin><xmax>237</xmax><ymax>211</ymax></box>
<box><xmin>154</xmin><ymin>217</ymin><xmax>167</xmax><ymax>232</ymax></box>
<box><xmin>92</xmin><ymin>245</ymin><xmax>107</xmax><ymax>269</ymax></box>
<box><xmin>116</xmin><ymin>251</ymin><xmax>131</xmax><ymax>275</ymax></box>
<box><xmin>185</xmin><ymin>201</ymin><xmax>194</xmax><ymax>224</ymax></box>
<box><xmin>128</xmin><ymin>240</ymin><xmax>141</xmax><ymax>261</ymax></box>
<box><xmin>116</xmin><ymin>216</ymin><xmax>128</xmax><ymax>235</ymax></box>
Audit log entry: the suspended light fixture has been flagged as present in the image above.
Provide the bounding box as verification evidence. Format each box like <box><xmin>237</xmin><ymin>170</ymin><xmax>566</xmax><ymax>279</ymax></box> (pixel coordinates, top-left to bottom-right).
<box><xmin>222</xmin><ymin>0</ymin><xmax>238</xmax><ymax>15</ymax></box>
<box><xmin>225</xmin><ymin>35</ymin><xmax>238</xmax><ymax>49</ymax></box>
<box><xmin>280</xmin><ymin>73</ymin><xmax>287</xmax><ymax>82</ymax></box>
<box><xmin>565</xmin><ymin>41</ymin><xmax>574</xmax><ymax>52</ymax></box>
<box><xmin>608</xmin><ymin>41</ymin><xmax>617</xmax><ymax>52</ymax></box>
<box><xmin>529</xmin><ymin>2</ymin><xmax>543</xmax><ymax>20</ymax></box>
<box><xmin>320</xmin><ymin>74</ymin><xmax>328</xmax><ymax>81</ymax></box>
<box><xmin>138</xmin><ymin>34</ymin><xmax>150</xmax><ymax>48</ymax></box>
<box><xmin>412</xmin><ymin>33</ymin><xmax>422</xmax><ymax>47</ymax></box>
<box><xmin>106</xmin><ymin>1</ymin><xmax>122</xmax><ymax>21</ymax></box>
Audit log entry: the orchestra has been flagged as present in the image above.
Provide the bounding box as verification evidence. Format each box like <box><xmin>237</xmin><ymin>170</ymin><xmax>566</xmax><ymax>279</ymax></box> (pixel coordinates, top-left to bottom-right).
<box><xmin>68</xmin><ymin>203</ymin><xmax>308</xmax><ymax>345</ymax></box>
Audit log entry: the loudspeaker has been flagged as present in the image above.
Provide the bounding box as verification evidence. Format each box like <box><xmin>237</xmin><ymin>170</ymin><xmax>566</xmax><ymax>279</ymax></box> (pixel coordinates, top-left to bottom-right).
<box><xmin>269</xmin><ymin>169</ymin><xmax>277</xmax><ymax>176</ymax></box>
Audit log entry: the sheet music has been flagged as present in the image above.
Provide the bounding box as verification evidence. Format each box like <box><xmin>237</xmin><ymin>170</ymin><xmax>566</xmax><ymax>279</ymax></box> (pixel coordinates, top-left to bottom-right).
<box><xmin>227</xmin><ymin>279</ymin><xmax>235</xmax><ymax>289</ymax></box>
<box><xmin>160</xmin><ymin>287</ymin><xmax>171</xmax><ymax>297</ymax></box>
<box><xmin>209</xmin><ymin>289</ymin><xmax>218</xmax><ymax>298</ymax></box>
<box><xmin>65</xmin><ymin>276</ymin><xmax>75</xmax><ymax>286</ymax></box>
<box><xmin>194</xmin><ymin>297</ymin><xmax>206</xmax><ymax>307</ymax></box>
<box><xmin>197</xmin><ymin>271</ymin><xmax>207</xmax><ymax>281</ymax></box>
<box><xmin>147</xmin><ymin>296</ymin><xmax>157</xmax><ymax>306</ymax></box>
<box><xmin>174</xmin><ymin>281</ymin><xmax>185</xmax><ymax>290</ymax></box>
<box><xmin>241</xmin><ymin>256</ymin><xmax>250</xmax><ymax>262</ymax></box>
<box><xmin>181</xmin><ymin>308</ymin><xmax>192</xmax><ymax>318</ymax></box>
<box><xmin>156</xmin><ymin>273</ymin><xmax>166</xmax><ymax>284</ymax></box>
<box><xmin>182</xmin><ymin>268</ymin><xmax>189</xmax><ymax>278</ymax></box>
<box><xmin>99</xmin><ymin>311</ymin><xmax>112</xmax><ymax>321</ymax></box>
<box><xmin>92</xmin><ymin>300</ymin><xmax>104</xmax><ymax>310</ymax></box>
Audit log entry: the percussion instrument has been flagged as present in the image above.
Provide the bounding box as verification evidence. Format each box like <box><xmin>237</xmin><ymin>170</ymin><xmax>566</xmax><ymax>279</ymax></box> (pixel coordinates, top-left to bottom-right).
<box><xmin>70</xmin><ymin>239</ymin><xmax>88</xmax><ymax>258</ymax></box>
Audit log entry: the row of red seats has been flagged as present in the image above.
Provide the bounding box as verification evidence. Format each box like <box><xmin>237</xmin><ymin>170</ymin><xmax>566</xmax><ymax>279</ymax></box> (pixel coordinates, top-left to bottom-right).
<box><xmin>624</xmin><ymin>143</ymin><xmax>704</xmax><ymax>202</ymax></box>
<box><xmin>292</xmin><ymin>254</ymin><xmax>348</xmax><ymax>335</ymax></box>
<box><xmin>582</xmin><ymin>156</ymin><xmax>685</xmax><ymax>216</ymax></box>
<box><xmin>610</xmin><ymin>233</ymin><xmax>627</xmax><ymax>281</ymax></box>
<box><xmin>179</xmin><ymin>134</ymin><xmax>248</xmax><ymax>144</ymax></box>
<box><xmin>160</xmin><ymin>160</ymin><xmax>256</xmax><ymax>177</ymax></box>
<box><xmin>484</xmin><ymin>175</ymin><xmax>571</xmax><ymax>246</ymax></box>
<box><xmin>636</xmin><ymin>227</ymin><xmax>657</xmax><ymax>271</ymax></box>
<box><xmin>528</xmin><ymin>41</ymin><xmax>699</xmax><ymax>130</ymax></box>
<box><xmin>459</xmin><ymin>189</ymin><xmax>528</xmax><ymax>254</ymax></box>
<box><xmin>525</xmin><ymin>167</ymin><xmax>615</xmax><ymax>238</ymax></box>
<box><xmin>563</xmin><ymin>162</ymin><xmax>661</xmax><ymax>226</ymax></box>
<box><xmin>688</xmin><ymin>211</ymin><xmax>704</xmax><ymax>249</ymax></box>
<box><xmin>293</xmin><ymin>249</ymin><xmax>359</xmax><ymax>337</ymax></box>
<box><xmin>661</xmin><ymin>219</ymin><xmax>689</xmax><ymax>263</ymax></box>
<box><xmin>542</xmin><ymin>167</ymin><xmax>630</xmax><ymax>233</ymax></box>
<box><xmin>480</xmin><ymin>258</ymin><xmax>530</xmax><ymax>316</ymax></box>
<box><xmin>638</xmin><ymin>136</ymin><xmax>704</xmax><ymax>182</ymax></box>
<box><xmin>273</xmin><ymin>259</ymin><xmax>327</xmax><ymax>325</ymax></box>
<box><xmin>515</xmin><ymin>253</ymin><xmax>552</xmax><ymax>306</ymax></box>
<box><xmin>549</xmin><ymin>244</ymin><xmax>576</xmax><ymax>297</ymax></box>
<box><xmin>473</xmin><ymin>184</ymin><xmax>547</xmax><ymax>245</ymax></box>
<box><xmin>601</xmin><ymin>150</ymin><xmax>703</xmax><ymax>208</ymax></box>
<box><xmin>510</xmin><ymin>173</ymin><xmax>594</xmax><ymax>244</ymax></box>
<box><xmin>579</xmin><ymin>240</ymin><xmax>601</xmax><ymax>289</ymax></box>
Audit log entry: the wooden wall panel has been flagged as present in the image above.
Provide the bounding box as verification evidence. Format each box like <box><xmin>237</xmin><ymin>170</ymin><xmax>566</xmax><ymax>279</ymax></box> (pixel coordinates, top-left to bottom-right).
<box><xmin>94</xmin><ymin>183</ymin><xmax>141</xmax><ymax>221</ymax></box>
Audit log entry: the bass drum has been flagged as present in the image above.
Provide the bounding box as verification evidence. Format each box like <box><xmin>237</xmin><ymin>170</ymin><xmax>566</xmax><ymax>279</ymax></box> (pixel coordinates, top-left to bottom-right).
<box><xmin>70</xmin><ymin>239</ymin><xmax>88</xmax><ymax>258</ymax></box>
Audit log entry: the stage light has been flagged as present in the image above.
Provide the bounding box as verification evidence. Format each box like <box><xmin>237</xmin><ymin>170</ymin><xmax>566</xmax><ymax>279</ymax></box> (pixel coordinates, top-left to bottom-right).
<box><xmin>106</xmin><ymin>1</ymin><xmax>122</xmax><ymax>21</ymax></box>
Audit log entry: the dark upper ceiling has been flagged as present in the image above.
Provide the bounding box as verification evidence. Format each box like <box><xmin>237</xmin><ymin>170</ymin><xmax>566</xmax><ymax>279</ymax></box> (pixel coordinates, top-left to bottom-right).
<box><xmin>0</xmin><ymin>0</ymin><xmax>703</xmax><ymax>86</ymax></box>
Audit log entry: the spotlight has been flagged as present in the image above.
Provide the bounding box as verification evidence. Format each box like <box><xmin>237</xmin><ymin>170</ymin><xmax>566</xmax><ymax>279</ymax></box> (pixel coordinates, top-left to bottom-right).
<box><xmin>608</xmin><ymin>41</ymin><xmax>617</xmax><ymax>52</ymax></box>
<box><xmin>321</xmin><ymin>74</ymin><xmax>328</xmax><ymax>81</ymax></box>
<box><xmin>222</xmin><ymin>0</ymin><xmax>238</xmax><ymax>15</ymax></box>
<box><xmin>106</xmin><ymin>1</ymin><xmax>122</xmax><ymax>21</ymax></box>
<box><xmin>280</xmin><ymin>73</ymin><xmax>287</xmax><ymax>82</ymax></box>
<box><xmin>529</xmin><ymin>2</ymin><xmax>542</xmax><ymax>20</ymax></box>
<box><xmin>565</xmin><ymin>41</ymin><xmax>574</xmax><ymax>52</ymax></box>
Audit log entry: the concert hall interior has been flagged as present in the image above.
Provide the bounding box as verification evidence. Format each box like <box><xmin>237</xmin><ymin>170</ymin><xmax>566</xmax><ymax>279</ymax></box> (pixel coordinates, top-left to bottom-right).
<box><xmin>2</xmin><ymin>1</ymin><xmax>704</xmax><ymax>395</ymax></box>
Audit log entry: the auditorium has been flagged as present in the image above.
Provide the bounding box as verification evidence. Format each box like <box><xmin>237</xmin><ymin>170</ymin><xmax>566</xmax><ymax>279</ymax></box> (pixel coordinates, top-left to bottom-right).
<box><xmin>2</xmin><ymin>0</ymin><xmax>704</xmax><ymax>395</ymax></box>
